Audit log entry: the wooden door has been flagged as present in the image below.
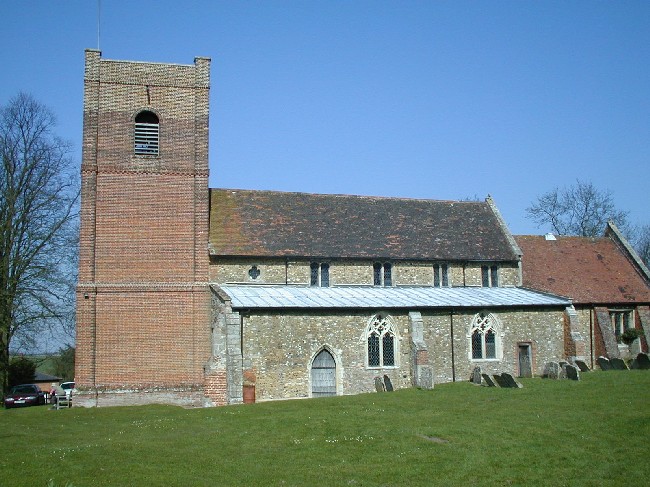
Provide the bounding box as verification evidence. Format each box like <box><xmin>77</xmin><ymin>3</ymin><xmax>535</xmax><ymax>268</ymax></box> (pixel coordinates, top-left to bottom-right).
<box><xmin>311</xmin><ymin>350</ymin><xmax>336</xmax><ymax>397</ymax></box>
<box><xmin>518</xmin><ymin>344</ymin><xmax>532</xmax><ymax>378</ymax></box>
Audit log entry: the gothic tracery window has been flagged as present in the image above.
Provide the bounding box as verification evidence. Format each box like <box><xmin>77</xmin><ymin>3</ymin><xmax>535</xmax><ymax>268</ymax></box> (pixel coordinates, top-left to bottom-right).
<box><xmin>366</xmin><ymin>314</ymin><xmax>396</xmax><ymax>367</ymax></box>
<box><xmin>469</xmin><ymin>312</ymin><xmax>500</xmax><ymax>360</ymax></box>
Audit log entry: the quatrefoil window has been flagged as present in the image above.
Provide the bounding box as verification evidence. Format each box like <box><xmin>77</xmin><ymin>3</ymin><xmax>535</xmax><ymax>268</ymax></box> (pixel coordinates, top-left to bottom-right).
<box><xmin>248</xmin><ymin>265</ymin><xmax>260</xmax><ymax>280</ymax></box>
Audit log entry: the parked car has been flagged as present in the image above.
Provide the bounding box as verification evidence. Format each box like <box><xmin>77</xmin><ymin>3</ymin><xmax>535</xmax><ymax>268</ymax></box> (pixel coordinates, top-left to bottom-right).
<box><xmin>4</xmin><ymin>384</ymin><xmax>46</xmax><ymax>408</ymax></box>
<box><xmin>60</xmin><ymin>381</ymin><xmax>77</xmax><ymax>397</ymax></box>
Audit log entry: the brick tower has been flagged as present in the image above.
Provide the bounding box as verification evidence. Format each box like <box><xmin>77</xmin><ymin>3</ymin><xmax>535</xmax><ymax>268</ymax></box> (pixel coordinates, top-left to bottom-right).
<box><xmin>75</xmin><ymin>50</ymin><xmax>212</xmax><ymax>406</ymax></box>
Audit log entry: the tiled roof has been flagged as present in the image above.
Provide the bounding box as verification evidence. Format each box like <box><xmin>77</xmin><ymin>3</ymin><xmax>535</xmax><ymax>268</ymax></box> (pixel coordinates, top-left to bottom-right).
<box><xmin>216</xmin><ymin>284</ymin><xmax>570</xmax><ymax>309</ymax></box>
<box><xmin>209</xmin><ymin>189</ymin><xmax>519</xmax><ymax>261</ymax></box>
<box><xmin>515</xmin><ymin>235</ymin><xmax>650</xmax><ymax>304</ymax></box>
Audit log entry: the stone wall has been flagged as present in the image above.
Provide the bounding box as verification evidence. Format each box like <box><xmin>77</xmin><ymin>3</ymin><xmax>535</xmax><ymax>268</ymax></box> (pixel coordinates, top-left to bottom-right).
<box><xmin>235</xmin><ymin>306</ymin><xmax>565</xmax><ymax>402</ymax></box>
<box><xmin>422</xmin><ymin>308</ymin><xmax>565</xmax><ymax>383</ymax></box>
<box><xmin>241</xmin><ymin>310</ymin><xmax>412</xmax><ymax>401</ymax></box>
<box><xmin>210</xmin><ymin>258</ymin><xmax>521</xmax><ymax>287</ymax></box>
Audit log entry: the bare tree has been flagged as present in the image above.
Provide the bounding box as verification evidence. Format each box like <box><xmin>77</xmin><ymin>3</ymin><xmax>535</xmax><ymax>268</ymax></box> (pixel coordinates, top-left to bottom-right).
<box><xmin>630</xmin><ymin>224</ymin><xmax>650</xmax><ymax>267</ymax></box>
<box><xmin>0</xmin><ymin>93</ymin><xmax>78</xmax><ymax>397</ymax></box>
<box><xmin>526</xmin><ymin>180</ymin><xmax>629</xmax><ymax>237</ymax></box>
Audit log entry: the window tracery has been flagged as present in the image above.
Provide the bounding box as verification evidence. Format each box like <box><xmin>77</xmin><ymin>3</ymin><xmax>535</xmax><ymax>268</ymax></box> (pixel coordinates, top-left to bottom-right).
<box><xmin>366</xmin><ymin>314</ymin><xmax>396</xmax><ymax>367</ymax></box>
<box><xmin>469</xmin><ymin>312</ymin><xmax>501</xmax><ymax>360</ymax></box>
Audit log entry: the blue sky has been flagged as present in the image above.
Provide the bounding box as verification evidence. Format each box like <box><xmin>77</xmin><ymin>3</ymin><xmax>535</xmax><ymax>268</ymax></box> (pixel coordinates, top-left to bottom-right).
<box><xmin>1</xmin><ymin>1</ymin><xmax>648</xmax><ymax>234</ymax></box>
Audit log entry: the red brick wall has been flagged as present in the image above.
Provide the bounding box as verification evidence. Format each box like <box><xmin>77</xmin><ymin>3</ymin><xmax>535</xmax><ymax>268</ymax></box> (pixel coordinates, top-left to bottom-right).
<box><xmin>75</xmin><ymin>50</ymin><xmax>212</xmax><ymax>405</ymax></box>
<box><xmin>94</xmin><ymin>175</ymin><xmax>197</xmax><ymax>283</ymax></box>
<box><xmin>93</xmin><ymin>290</ymin><xmax>208</xmax><ymax>387</ymax></box>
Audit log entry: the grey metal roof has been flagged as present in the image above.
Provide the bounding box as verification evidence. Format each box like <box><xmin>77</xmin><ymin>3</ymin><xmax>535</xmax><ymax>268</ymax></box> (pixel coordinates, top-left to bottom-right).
<box><xmin>216</xmin><ymin>285</ymin><xmax>571</xmax><ymax>310</ymax></box>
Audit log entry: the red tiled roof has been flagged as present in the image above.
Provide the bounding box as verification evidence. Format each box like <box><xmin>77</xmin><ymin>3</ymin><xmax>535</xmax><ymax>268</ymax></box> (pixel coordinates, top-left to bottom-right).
<box><xmin>210</xmin><ymin>189</ymin><xmax>520</xmax><ymax>261</ymax></box>
<box><xmin>515</xmin><ymin>235</ymin><xmax>650</xmax><ymax>304</ymax></box>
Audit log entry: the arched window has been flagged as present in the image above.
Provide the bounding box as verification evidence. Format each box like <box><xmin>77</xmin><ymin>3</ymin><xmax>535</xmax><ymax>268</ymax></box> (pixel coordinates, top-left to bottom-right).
<box><xmin>469</xmin><ymin>312</ymin><xmax>501</xmax><ymax>360</ymax></box>
<box><xmin>134</xmin><ymin>110</ymin><xmax>159</xmax><ymax>155</ymax></box>
<box><xmin>366</xmin><ymin>314</ymin><xmax>397</xmax><ymax>367</ymax></box>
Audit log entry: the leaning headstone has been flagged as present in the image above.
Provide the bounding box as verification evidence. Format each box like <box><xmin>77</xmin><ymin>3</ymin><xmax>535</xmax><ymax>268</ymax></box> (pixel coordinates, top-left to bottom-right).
<box><xmin>564</xmin><ymin>364</ymin><xmax>580</xmax><ymax>381</ymax></box>
<box><xmin>610</xmin><ymin>358</ymin><xmax>628</xmax><ymax>370</ymax></box>
<box><xmin>597</xmin><ymin>356</ymin><xmax>612</xmax><ymax>371</ymax></box>
<box><xmin>482</xmin><ymin>374</ymin><xmax>498</xmax><ymax>387</ymax></box>
<box><xmin>374</xmin><ymin>376</ymin><xmax>385</xmax><ymax>392</ymax></box>
<box><xmin>500</xmin><ymin>372</ymin><xmax>523</xmax><ymax>388</ymax></box>
<box><xmin>471</xmin><ymin>366</ymin><xmax>482</xmax><ymax>385</ymax></box>
<box><xmin>383</xmin><ymin>375</ymin><xmax>394</xmax><ymax>392</ymax></box>
<box><xmin>575</xmin><ymin>360</ymin><xmax>590</xmax><ymax>372</ymax></box>
<box><xmin>544</xmin><ymin>362</ymin><xmax>561</xmax><ymax>379</ymax></box>
<box><xmin>493</xmin><ymin>374</ymin><xmax>508</xmax><ymax>388</ymax></box>
<box><xmin>636</xmin><ymin>353</ymin><xmax>650</xmax><ymax>370</ymax></box>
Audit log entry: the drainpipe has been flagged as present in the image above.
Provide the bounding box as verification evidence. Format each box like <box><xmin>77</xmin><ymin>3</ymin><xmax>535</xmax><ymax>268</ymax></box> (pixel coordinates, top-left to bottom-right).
<box><xmin>589</xmin><ymin>308</ymin><xmax>594</xmax><ymax>369</ymax></box>
<box><xmin>450</xmin><ymin>309</ymin><xmax>456</xmax><ymax>382</ymax></box>
<box><xmin>93</xmin><ymin>291</ymin><xmax>98</xmax><ymax>404</ymax></box>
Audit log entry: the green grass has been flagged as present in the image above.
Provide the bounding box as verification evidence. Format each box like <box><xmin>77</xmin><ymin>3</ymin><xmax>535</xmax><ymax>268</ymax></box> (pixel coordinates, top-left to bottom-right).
<box><xmin>2</xmin><ymin>372</ymin><xmax>649</xmax><ymax>486</ymax></box>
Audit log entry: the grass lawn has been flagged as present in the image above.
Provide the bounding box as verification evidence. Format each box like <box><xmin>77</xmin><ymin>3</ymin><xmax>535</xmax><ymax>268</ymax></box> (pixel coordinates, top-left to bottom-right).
<box><xmin>1</xmin><ymin>371</ymin><xmax>649</xmax><ymax>486</ymax></box>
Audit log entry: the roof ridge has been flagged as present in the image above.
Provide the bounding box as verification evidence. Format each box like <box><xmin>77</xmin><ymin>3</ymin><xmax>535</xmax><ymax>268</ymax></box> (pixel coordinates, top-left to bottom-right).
<box><xmin>210</xmin><ymin>187</ymin><xmax>486</xmax><ymax>205</ymax></box>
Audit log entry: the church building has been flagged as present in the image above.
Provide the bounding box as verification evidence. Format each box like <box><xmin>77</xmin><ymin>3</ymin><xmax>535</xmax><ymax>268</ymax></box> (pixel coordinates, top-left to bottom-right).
<box><xmin>76</xmin><ymin>51</ymin><xmax>576</xmax><ymax>407</ymax></box>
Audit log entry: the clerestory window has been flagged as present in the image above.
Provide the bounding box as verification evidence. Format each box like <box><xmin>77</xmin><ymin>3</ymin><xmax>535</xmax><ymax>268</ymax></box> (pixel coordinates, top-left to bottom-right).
<box><xmin>366</xmin><ymin>314</ymin><xmax>396</xmax><ymax>368</ymax></box>
<box><xmin>134</xmin><ymin>110</ymin><xmax>159</xmax><ymax>155</ymax></box>
<box><xmin>373</xmin><ymin>263</ymin><xmax>392</xmax><ymax>286</ymax></box>
<box><xmin>469</xmin><ymin>312</ymin><xmax>501</xmax><ymax>360</ymax></box>
<box><xmin>481</xmin><ymin>265</ymin><xmax>499</xmax><ymax>287</ymax></box>
<box><xmin>310</xmin><ymin>262</ymin><xmax>330</xmax><ymax>287</ymax></box>
<box><xmin>433</xmin><ymin>263</ymin><xmax>449</xmax><ymax>287</ymax></box>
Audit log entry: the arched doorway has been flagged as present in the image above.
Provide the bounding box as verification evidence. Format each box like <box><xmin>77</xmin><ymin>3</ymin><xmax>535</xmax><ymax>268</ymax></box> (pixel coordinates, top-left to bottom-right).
<box><xmin>311</xmin><ymin>349</ymin><xmax>337</xmax><ymax>397</ymax></box>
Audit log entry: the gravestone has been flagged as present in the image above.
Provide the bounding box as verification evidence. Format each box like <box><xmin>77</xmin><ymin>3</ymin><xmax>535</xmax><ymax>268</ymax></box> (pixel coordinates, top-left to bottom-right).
<box><xmin>597</xmin><ymin>356</ymin><xmax>612</xmax><ymax>371</ymax></box>
<box><xmin>544</xmin><ymin>362</ymin><xmax>561</xmax><ymax>379</ymax></box>
<box><xmin>564</xmin><ymin>364</ymin><xmax>580</xmax><ymax>380</ymax></box>
<box><xmin>575</xmin><ymin>360</ymin><xmax>590</xmax><ymax>372</ymax></box>
<box><xmin>493</xmin><ymin>374</ymin><xmax>508</xmax><ymax>388</ymax></box>
<box><xmin>636</xmin><ymin>353</ymin><xmax>650</xmax><ymax>370</ymax></box>
<box><xmin>383</xmin><ymin>375</ymin><xmax>394</xmax><ymax>392</ymax></box>
<box><xmin>374</xmin><ymin>376</ymin><xmax>385</xmax><ymax>392</ymax></box>
<box><xmin>609</xmin><ymin>358</ymin><xmax>628</xmax><ymax>370</ymax></box>
<box><xmin>482</xmin><ymin>374</ymin><xmax>497</xmax><ymax>387</ymax></box>
<box><xmin>471</xmin><ymin>366</ymin><xmax>482</xmax><ymax>385</ymax></box>
<box><xmin>501</xmin><ymin>372</ymin><xmax>523</xmax><ymax>388</ymax></box>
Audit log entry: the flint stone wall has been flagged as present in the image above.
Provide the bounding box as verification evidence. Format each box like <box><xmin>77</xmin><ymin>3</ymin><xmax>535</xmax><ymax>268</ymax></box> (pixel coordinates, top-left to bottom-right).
<box><xmin>238</xmin><ymin>306</ymin><xmax>565</xmax><ymax>402</ymax></box>
<box><xmin>209</xmin><ymin>259</ymin><xmax>520</xmax><ymax>287</ymax></box>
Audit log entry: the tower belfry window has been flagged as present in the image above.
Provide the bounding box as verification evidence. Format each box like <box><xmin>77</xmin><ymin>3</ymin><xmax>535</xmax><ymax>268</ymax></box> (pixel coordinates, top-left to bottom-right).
<box><xmin>134</xmin><ymin>111</ymin><xmax>159</xmax><ymax>155</ymax></box>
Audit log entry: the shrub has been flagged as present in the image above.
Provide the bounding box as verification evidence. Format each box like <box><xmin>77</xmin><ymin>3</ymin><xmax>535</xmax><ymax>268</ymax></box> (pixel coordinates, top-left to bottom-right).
<box><xmin>621</xmin><ymin>328</ymin><xmax>642</xmax><ymax>345</ymax></box>
<box><xmin>8</xmin><ymin>356</ymin><xmax>36</xmax><ymax>388</ymax></box>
